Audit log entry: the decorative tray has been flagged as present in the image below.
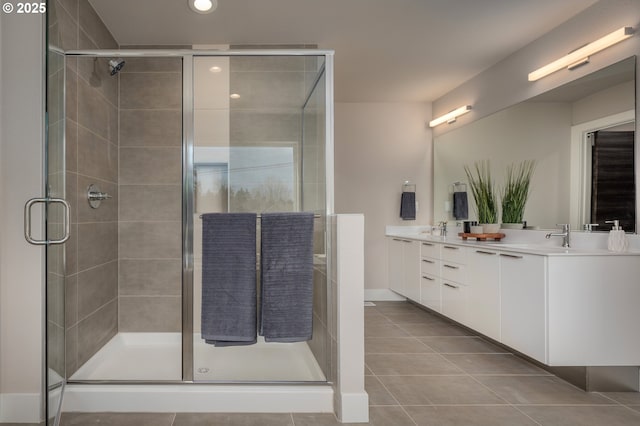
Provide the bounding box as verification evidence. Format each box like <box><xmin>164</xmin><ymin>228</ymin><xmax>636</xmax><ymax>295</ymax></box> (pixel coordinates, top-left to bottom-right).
<box><xmin>458</xmin><ymin>232</ymin><xmax>506</xmax><ymax>241</ymax></box>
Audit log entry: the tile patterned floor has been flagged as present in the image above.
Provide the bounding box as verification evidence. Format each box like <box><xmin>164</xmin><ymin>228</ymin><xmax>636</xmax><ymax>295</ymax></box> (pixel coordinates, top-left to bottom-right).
<box><xmin>16</xmin><ymin>301</ymin><xmax>640</xmax><ymax>425</ymax></box>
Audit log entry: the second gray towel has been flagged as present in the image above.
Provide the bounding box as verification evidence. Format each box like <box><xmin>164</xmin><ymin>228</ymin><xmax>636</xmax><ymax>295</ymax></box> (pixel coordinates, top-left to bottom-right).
<box><xmin>400</xmin><ymin>191</ymin><xmax>416</xmax><ymax>220</ymax></box>
<box><xmin>201</xmin><ymin>213</ymin><xmax>257</xmax><ymax>346</ymax></box>
<box><xmin>453</xmin><ymin>191</ymin><xmax>468</xmax><ymax>220</ymax></box>
<box><xmin>260</xmin><ymin>212</ymin><xmax>314</xmax><ymax>342</ymax></box>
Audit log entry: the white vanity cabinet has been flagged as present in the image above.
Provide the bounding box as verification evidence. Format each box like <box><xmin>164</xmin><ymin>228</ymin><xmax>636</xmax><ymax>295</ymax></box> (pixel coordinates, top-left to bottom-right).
<box><xmin>546</xmin><ymin>256</ymin><xmax>640</xmax><ymax>366</ymax></box>
<box><xmin>440</xmin><ymin>245</ymin><xmax>470</xmax><ymax>326</ymax></box>
<box><xmin>499</xmin><ymin>252</ymin><xmax>547</xmax><ymax>363</ymax></box>
<box><xmin>386</xmin><ymin>233</ymin><xmax>640</xmax><ymax>367</ymax></box>
<box><xmin>467</xmin><ymin>248</ymin><xmax>501</xmax><ymax>341</ymax></box>
<box><xmin>387</xmin><ymin>237</ymin><xmax>420</xmax><ymax>302</ymax></box>
<box><xmin>420</xmin><ymin>242</ymin><xmax>441</xmax><ymax>312</ymax></box>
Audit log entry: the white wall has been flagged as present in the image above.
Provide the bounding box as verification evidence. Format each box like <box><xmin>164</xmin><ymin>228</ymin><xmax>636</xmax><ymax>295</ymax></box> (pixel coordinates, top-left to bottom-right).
<box><xmin>335</xmin><ymin>102</ymin><xmax>432</xmax><ymax>293</ymax></box>
<box><xmin>0</xmin><ymin>12</ymin><xmax>45</xmax><ymax>423</ymax></box>
<box><xmin>432</xmin><ymin>0</ymin><xmax>640</xmax><ymax>136</ymax></box>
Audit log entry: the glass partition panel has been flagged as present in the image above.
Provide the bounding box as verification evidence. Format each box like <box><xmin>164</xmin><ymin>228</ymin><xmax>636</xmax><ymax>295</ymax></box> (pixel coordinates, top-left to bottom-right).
<box><xmin>192</xmin><ymin>55</ymin><xmax>328</xmax><ymax>382</ymax></box>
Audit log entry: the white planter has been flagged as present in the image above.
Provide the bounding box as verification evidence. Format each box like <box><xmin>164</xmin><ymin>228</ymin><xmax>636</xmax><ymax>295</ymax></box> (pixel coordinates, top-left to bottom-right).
<box><xmin>501</xmin><ymin>223</ymin><xmax>524</xmax><ymax>230</ymax></box>
<box><xmin>481</xmin><ymin>223</ymin><xmax>501</xmax><ymax>233</ymax></box>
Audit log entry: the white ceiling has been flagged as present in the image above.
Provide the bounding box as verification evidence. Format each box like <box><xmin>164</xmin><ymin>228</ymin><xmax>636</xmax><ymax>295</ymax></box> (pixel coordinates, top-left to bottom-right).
<box><xmin>89</xmin><ymin>0</ymin><xmax>599</xmax><ymax>103</ymax></box>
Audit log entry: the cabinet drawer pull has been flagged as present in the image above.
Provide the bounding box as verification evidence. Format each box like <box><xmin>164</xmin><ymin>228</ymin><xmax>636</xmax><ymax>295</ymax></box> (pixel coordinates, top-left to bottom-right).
<box><xmin>402</xmin><ymin>239</ymin><xmax>412</xmax><ymax>243</ymax></box>
<box><xmin>443</xmin><ymin>245</ymin><xmax>459</xmax><ymax>250</ymax></box>
<box><xmin>392</xmin><ymin>238</ymin><xmax>403</xmax><ymax>242</ymax></box>
<box><xmin>422</xmin><ymin>259</ymin><xmax>435</xmax><ymax>264</ymax></box>
<box><xmin>476</xmin><ymin>250</ymin><xmax>496</xmax><ymax>255</ymax></box>
<box><xmin>422</xmin><ymin>242</ymin><xmax>434</xmax><ymax>246</ymax></box>
<box><xmin>500</xmin><ymin>253</ymin><xmax>523</xmax><ymax>259</ymax></box>
<box><xmin>443</xmin><ymin>264</ymin><xmax>459</xmax><ymax>270</ymax></box>
<box><xmin>422</xmin><ymin>275</ymin><xmax>435</xmax><ymax>281</ymax></box>
<box><xmin>443</xmin><ymin>282</ymin><xmax>459</xmax><ymax>289</ymax></box>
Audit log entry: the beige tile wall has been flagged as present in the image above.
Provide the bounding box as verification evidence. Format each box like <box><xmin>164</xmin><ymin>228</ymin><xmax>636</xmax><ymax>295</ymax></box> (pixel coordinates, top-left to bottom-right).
<box><xmin>55</xmin><ymin>0</ymin><xmax>120</xmax><ymax>377</ymax></box>
<box><xmin>118</xmin><ymin>57</ymin><xmax>182</xmax><ymax>333</ymax></box>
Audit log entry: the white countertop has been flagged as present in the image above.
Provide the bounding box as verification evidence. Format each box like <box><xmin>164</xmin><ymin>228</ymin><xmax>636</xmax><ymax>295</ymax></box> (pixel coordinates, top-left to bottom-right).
<box><xmin>386</xmin><ymin>228</ymin><xmax>640</xmax><ymax>257</ymax></box>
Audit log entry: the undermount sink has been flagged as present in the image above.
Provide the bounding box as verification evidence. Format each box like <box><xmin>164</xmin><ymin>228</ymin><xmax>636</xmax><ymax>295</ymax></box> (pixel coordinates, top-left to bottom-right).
<box><xmin>492</xmin><ymin>243</ymin><xmax>574</xmax><ymax>252</ymax></box>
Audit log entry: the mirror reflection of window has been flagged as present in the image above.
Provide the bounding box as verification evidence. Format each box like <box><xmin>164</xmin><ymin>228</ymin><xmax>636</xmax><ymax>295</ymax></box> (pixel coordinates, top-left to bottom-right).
<box><xmin>589</xmin><ymin>126</ymin><xmax>636</xmax><ymax>231</ymax></box>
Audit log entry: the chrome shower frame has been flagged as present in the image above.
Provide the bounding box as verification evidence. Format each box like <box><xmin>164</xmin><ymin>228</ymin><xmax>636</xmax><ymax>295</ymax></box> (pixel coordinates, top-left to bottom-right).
<box><xmin>64</xmin><ymin>48</ymin><xmax>335</xmax><ymax>384</ymax></box>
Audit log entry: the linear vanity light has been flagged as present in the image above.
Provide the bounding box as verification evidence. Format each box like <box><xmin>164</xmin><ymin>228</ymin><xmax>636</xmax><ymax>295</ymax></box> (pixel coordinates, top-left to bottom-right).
<box><xmin>528</xmin><ymin>26</ymin><xmax>635</xmax><ymax>82</ymax></box>
<box><xmin>429</xmin><ymin>105</ymin><xmax>472</xmax><ymax>127</ymax></box>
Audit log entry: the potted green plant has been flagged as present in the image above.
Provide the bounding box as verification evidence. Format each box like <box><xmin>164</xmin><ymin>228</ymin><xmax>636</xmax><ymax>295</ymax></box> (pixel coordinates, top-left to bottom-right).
<box><xmin>500</xmin><ymin>160</ymin><xmax>536</xmax><ymax>229</ymax></box>
<box><xmin>464</xmin><ymin>160</ymin><xmax>499</xmax><ymax>233</ymax></box>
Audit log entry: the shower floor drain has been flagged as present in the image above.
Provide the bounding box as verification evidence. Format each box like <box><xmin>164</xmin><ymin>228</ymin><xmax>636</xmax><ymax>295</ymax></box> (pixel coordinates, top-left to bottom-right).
<box><xmin>197</xmin><ymin>367</ymin><xmax>210</xmax><ymax>374</ymax></box>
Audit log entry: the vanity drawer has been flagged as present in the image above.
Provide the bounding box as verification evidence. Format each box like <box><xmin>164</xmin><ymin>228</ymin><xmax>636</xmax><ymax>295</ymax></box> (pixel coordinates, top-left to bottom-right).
<box><xmin>420</xmin><ymin>241</ymin><xmax>440</xmax><ymax>259</ymax></box>
<box><xmin>441</xmin><ymin>261</ymin><xmax>466</xmax><ymax>284</ymax></box>
<box><xmin>420</xmin><ymin>274</ymin><xmax>441</xmax><ymax>312</ymax></box>
<box><xmin>420</xmin><ymin>257</ymin><xmax>440</xmax><ymax>276</ymax></box>
<box><xmin>441</xmin><ymin>244</ymin><xmax>467</xmax><ymax>263</ymax></box>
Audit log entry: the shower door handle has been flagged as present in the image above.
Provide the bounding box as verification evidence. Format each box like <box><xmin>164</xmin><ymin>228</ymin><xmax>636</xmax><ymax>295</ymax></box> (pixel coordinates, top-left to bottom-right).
<box><xmin>24</xmin><ymin>197</ymin><xmax>71</xmax><ymax>245</ymax></box>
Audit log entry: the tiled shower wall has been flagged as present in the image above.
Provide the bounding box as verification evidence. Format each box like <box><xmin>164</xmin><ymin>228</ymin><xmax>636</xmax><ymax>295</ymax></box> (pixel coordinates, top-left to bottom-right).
<box><xmin>117</xmin><ymin>58</ymin><xmax>183</xmax><ymax>332</ymax></box>
<box><xmin>50</xmin><ymin>0</ymin><xmax>121</xmax><ymax>376</ymax></box>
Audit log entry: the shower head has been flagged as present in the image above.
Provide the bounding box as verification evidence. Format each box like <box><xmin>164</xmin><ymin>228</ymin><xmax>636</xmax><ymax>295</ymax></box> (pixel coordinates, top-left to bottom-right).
<box><xmin>108</xmin><ymin>58</ymin><xmax>125</xmax><ymax>76</ymax></box>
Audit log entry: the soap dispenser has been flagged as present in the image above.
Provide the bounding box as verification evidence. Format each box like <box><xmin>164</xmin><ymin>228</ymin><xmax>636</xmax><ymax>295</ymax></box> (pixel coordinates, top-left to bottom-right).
<box><xmin>605</xmin><ymin>220</ymin><xmax>628</xmax><ymax>252</ymax></box>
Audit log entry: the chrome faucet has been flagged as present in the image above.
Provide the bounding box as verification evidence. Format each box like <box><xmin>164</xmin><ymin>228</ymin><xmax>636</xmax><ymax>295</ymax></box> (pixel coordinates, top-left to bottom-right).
<box><xmin>546</xmin><ymin>223</ymin><xmax>570</xmax><ymax>248</ymax></box>
<box><xmin>439</xmin><ymin>221</ymin><xmax>448</xmax><ymax>237</ymax></box>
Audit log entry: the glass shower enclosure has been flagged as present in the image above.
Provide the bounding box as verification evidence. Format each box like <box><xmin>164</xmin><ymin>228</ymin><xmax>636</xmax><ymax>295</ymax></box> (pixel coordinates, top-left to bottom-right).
<box><xmin>41</xmin><ymin>47</ymin><xmax>334</xmax><ymax>422</ymax></box>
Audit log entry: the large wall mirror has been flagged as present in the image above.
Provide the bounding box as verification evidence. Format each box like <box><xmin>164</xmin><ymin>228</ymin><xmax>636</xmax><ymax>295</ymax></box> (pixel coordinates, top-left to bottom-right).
<box><xmin>434</xmin><ymin>56</ymin><xmax>636</xmax><ymax>232</ymax></box>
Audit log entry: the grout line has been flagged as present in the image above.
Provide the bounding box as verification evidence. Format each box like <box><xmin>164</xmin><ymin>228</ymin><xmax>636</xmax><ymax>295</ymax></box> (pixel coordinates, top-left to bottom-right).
<box><xmin>596</xmin><ymin>392</ymin><xmax>628</xmax><ymax>405</ymax></box>
<box><xmin>170</xmin><ymin>412</ymin><xmax>177</xmax><ymax>426</ymax></box>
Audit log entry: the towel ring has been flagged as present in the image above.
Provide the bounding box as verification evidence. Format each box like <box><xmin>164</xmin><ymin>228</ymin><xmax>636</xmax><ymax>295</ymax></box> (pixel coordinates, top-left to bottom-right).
<box><xmin>402</xmin><ymin>181</ymin><xmax>416</xmax><ymax>193</ymax></box>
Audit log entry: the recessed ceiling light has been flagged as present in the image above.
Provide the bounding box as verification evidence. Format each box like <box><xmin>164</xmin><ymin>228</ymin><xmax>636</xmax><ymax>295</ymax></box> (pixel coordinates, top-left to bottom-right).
<box><xmin>188</xmin><ymin>0</ymin><xmax>217</xmax><ymax>14</ymax></box>
<box><xmin>230</xmin><ymin>93</ymin><xmax>241</xmax><ymax>99</ymax></box>
<box><xmin>209</xmin><ymin>66</ymin><xmax>222</xmax><ymax>73</ymax></box>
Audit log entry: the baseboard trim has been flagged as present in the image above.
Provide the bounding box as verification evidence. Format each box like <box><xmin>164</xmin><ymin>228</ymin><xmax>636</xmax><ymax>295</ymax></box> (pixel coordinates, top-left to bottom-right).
<box><xmin>364</xmin><ymin>289</ymin><xmax>406</xmax><ymax>301</ymax></box>
<box><xmin>63</xmin><ymin>384</ymin><xmax>333</xmax><ymax>413</ymax></box>
<box><xmin>0</xmin><ymin>393</ymin><xmax>42</xmax><ymax>423</ymax></box>
<box><xmin>335</xmin><ymin>391</ymin><xmax>369</xmax><ymax>423</ymax></box>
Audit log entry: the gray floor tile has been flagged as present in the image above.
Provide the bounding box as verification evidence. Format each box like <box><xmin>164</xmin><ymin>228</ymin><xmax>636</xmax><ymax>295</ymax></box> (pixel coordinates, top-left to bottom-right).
<box><xmin>0</xmin><ymin>423</ymin><xmax>44</xmax><ymax>426</ymax></box>
<box><xmin>600</xmin><ymin>392</ymin><xmax>640</xmax><ymax>405</ymax></box>
<box><xmin>398</xmin><ymin>321</ymin><xmax>474</xmax><ymax>337</ymax></box>
<box><xmin>364</xmin><ymin>311</ymin><xmax>393</xmax><ymax>325</ymax></box>
<box><xmin>382</xmin><ymin>312</ymin><xmax>444</xmax><ymax>325</ymax></box>
<box><xmin>60</xmin><ymin>412</ymin><xmax>174</xmax><ymax>426</ymax></box>
<box><xmin>365</xmin><ymin>375</ymin><xmax>399</xmax><ymax>405</ymax></box>
<box><xmin>366</xmin><ymin>353</ymin><xmax>462</xmax><ymax>375</ymax></box>
<box><xmin>518</xmin><ymin>405</ymin><xmax>640</xmax><ymax>426</ymax></box>
<box><xmin>365</xmin><ymin>322</ymin><xmax>411</xmax><ymax>338</ymax></box>
<box><xmin>366</xmin><ymin>337</ymin><xmax>433</xmax><ymax>354</ymax></box>
<box><xmin>291</xmin><ymin>413</ymin><xmax>342</xmax><ymax>425</ymax></box>
<box><xmin>373</xmin><ymin>302</ymin><xmax>424</xmax><ymax>315</ymax></box>
<box><xmin>365</xmin><ymin>364</ymin><xmax>374</xmax><ymax>375</ymax></box>
<box><xmin>368</xmin><ymin>406</ymin><xmax>415</xmax><ymax>425</ymax></box>
<box><xmin>420</xmin><ymin>336</ymin><xmax>508</xmax><ymax>354</ymax></box>
<box><xmin>405</xmin><ymin>405</ymin><xmax>538</xmax><ymax>426</ymax></box>
<box><xmin>379</xmin><ymin>375</ymin><xmax>506</xmax><ymax>405</ymax></box>
<box><xmin>629</xmin><ymin>406</ymin><xmax>640</xmax><ymax>414</ymax></box>
<box><xmin>443</xmin><ymin>353</ymin><xmax>549</xmax><ymax>375</ymax></box>
<box><xmin>476</xmin><ymin>375</ymin><xmax>613</xmax><ymax>405</ymax></box>
<box><xmin>173</xmin><ymin>413</ymin><xmax>294</xmax><ymax>425</ymax></box>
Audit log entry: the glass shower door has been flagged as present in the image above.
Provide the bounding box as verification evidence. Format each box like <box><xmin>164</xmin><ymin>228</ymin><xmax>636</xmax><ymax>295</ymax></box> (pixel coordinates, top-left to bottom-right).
<box><xmin>45</xmin><ymin>48</ymin><xmax>68</xmax><ymax>425</ymax></box>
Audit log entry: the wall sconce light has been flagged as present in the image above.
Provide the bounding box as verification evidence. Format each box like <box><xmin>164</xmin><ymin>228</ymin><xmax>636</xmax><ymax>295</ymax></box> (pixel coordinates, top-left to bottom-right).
<box><xmin>528</xmin><ymin>26</ymin><xmax>634</xmax><ymax>82</ymax></box>
<box><xmin>429</xmin><ymin>105</ymin><xmax>472</xmax><ymax>127</ymax></box>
